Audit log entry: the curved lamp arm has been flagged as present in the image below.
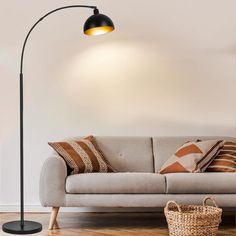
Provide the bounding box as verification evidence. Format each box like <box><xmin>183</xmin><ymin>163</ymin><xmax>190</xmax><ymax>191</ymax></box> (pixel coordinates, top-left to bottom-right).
<box><xmin>19</xmin><ymin>4</ymin><xmax>97</xmax><ymax>227</ymax></box>
<box><xmin>20</xmin><ymin>5</ymin><xmax>97</xmax><ymax>73</ymax></box>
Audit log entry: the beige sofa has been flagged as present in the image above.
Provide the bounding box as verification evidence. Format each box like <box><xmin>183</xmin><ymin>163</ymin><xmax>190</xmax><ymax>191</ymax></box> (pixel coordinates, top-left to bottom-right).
<box><xmin>40</xmin><ymin>136</ymin><xmax>236</xmax><ymax>229</ymax></box>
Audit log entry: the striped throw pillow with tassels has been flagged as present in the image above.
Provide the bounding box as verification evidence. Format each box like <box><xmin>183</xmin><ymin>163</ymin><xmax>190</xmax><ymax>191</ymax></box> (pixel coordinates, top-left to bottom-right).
<box><xmin>206</xmin><ymin>141</ymin><xmax>236</xmax><ymax>172</ymax></box>
<box><xmin>49</xmin><ymin>136</ymin><xmax>115</xmax><ymax>175</ymax></box>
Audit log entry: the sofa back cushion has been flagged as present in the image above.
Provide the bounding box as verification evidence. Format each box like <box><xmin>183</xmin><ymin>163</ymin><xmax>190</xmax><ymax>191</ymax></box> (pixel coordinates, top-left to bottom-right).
<box><xmin>93</xmin><ymin>136</ymin><xmax>154</xmax><ymax>172</ymax></box>
<box><xmin>153</xmin><ymin>136</ymin><xmax>236</xmax><ymax>172</ymax></box>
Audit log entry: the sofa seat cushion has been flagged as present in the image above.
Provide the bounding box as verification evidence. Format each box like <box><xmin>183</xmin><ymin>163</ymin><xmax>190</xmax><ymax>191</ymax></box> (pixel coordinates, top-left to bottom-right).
<box><xmin>166</xmin><ymin>173</ymin><xmax>236</xmax><ymax>194</ymax></box>
<box><xmin>66</xmin><ymin>173</ymin><xmax>166</xmax><ymax>194</ymax></box>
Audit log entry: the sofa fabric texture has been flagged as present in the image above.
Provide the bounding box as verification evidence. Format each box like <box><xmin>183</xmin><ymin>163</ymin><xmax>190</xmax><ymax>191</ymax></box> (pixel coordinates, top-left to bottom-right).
<box><xmin>94</xmin><ymin>137</ymin><xmax>154</xmax><ymax>172</ymax></box>
<box><xmin>165</xmin><ymin>173</ymin><xmax>236</xmax><ymax>194</ymax></box>
<box><xmin>65</xmin><ymin>194</ymin><xmax>236</xmax><ymax>208</ymax></box>
<box><xmin>40</xmin><ymin>155</ymin><xmax>67</xmax><ymax>207</ymax></box>
<box><xmin>66</xmin><ymin>172</ymin><xmax>166</xmax><ymax>194</ymax></box>
<box><xmin>40</xmin><ymin>136</ymin><xmax>236</xmax><ymax>208</ymax></box>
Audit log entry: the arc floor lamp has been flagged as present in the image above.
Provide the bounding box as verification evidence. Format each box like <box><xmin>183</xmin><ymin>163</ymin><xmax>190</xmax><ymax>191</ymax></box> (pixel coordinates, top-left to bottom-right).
<box><xmin>2</xmin><ymin>4</ymin><xmax>114</xmax><ymax>235</ymax></box>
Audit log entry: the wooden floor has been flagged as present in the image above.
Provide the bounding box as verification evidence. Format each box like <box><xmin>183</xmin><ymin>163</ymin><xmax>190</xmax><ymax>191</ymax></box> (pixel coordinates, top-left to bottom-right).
<box><xmin>0</xmin><ymin>212</ymin><xmax>235</xmax><ymax>235</ymax></box>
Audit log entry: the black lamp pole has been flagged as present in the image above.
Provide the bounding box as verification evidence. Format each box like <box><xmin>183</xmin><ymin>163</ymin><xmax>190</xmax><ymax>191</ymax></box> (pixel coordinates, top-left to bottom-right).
<box><xmin>2</xmin><ymin>5</ymin><xmax>114</xmax><ymax>234</ymax></box>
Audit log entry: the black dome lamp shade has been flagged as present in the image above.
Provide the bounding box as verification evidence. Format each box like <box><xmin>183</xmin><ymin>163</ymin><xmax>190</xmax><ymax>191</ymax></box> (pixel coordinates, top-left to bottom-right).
<box><xmin>84</xmin><ymin>9</ymin><xmax>114</xmax><ymax>35</ymax></box>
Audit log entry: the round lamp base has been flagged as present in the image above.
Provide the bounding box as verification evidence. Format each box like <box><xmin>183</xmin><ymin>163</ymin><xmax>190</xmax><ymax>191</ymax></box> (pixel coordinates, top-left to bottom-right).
<box><xmin>2</xmin><ymin>221</ymin><xmax>42</xmax><ymax>235</ymax></box>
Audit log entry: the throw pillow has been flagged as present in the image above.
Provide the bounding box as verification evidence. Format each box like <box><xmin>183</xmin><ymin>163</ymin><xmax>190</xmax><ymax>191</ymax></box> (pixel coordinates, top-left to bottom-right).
<box><xmin>206</xmin><ymin>141</ymin><xmax>236</xmax><ymax>172</ymax></box>
<box><xmin>48</xmin><ymin>136</ymin><xmax>115</xmax><ymax>174</ymax></box>
<box><xmin>159</xmin><ymin>140</ymin><xmax>223</xmax><ymax>174</ymax></box>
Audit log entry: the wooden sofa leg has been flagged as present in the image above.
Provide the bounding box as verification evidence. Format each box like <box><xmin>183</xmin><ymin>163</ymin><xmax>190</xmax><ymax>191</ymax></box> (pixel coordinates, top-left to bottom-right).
<box><xmin>49</xmin><ymin>207</ymin><xmax>60</xmax><ymax>230</ymax></box>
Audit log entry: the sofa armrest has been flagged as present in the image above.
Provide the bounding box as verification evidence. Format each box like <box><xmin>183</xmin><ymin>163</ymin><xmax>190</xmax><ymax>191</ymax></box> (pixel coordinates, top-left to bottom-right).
<box><xmin>40</xmin><ymin>155</ymin><xmax>67</xmax><ymax>207</ymax></box>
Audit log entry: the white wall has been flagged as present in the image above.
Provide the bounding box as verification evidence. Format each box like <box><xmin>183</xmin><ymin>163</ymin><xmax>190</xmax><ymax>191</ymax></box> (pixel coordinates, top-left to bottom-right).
<box><xmin>0</xmin><ymin>0</ymin><xmax>236</xmax><ymax>211</ymax></box>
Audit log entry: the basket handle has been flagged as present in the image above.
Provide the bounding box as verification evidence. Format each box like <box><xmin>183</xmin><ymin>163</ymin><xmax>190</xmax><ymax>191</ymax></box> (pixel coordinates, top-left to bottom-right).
<box><xmin>166</xmin><ymin>201</ymin><xmax>182</xmax><ymax>212</ymax></box>
<box><xmin>203</xmin><ymin>196</ymin><xmax>218</xmax><ymax>208</ymax></box>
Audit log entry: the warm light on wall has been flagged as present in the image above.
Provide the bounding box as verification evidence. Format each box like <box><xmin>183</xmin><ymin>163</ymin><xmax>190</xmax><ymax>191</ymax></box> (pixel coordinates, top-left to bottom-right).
<box><xmin>62</xmin><ymin>41</ymin><xmax>183</xmax><ymax>123</ymax></box>
<box><xmin>61</xmin><ymin>40</ymin><xmax>235</xmax><ymax>129</ymax></box>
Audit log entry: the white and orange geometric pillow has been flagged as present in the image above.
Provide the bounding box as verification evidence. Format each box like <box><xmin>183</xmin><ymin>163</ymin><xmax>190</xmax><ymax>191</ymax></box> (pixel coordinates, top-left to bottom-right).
<box><xmin>159</xmin><ymin>140</ymin><xmax>224</xmax><ymax>174</ymax></box>
<box><xmin>206</xmin><ymin>141</ymin><xmax>236</xmax><ymax>172</ymax></box>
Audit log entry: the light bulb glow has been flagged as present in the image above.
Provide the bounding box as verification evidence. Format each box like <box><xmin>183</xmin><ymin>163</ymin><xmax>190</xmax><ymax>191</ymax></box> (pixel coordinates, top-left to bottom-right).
<box><xmin>84</xmin><ymin>26</ymin><xmax>114</xmax><ymax>36</ymax></box>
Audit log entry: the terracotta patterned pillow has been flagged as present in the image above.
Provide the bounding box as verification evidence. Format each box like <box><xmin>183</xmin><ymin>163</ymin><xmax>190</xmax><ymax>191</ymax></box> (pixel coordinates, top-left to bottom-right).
<box><xmin>49</xmin><ymin>136</ymin><xmax>115</xmax><ymax>175</ymax></box>
<box><xmin>159</xmin><ymin>140</ymin><xmax>223</xmax><ymax>174</ymax></box>
<box><xmin>206</xmin><ymin>141</ymin><xmax>236</xmax><ymax>172</ymax></box>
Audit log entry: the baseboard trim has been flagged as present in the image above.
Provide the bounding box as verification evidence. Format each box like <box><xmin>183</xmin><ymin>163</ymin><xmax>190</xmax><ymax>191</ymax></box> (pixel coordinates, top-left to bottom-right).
<box><xmin>1</xmin><ymin>205</ymin><xmax>235</xmax><ymax>213</ymax></box>
<box><xmin>0</xmin><ymin>205</ymin><xmax>162</xmax><ymax>213</ymax></box>
<box><xmin>0</xmin><ymin>205</ymin><xmax>51</xmax><ymax>213</ymax></box>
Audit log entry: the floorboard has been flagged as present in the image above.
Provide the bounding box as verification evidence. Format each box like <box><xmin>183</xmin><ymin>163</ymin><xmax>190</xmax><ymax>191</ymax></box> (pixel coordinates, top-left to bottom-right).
<box><xmin>0</xmin><ymin>212</ymin><xmax>235</xmax><ymax>235</ymax></box>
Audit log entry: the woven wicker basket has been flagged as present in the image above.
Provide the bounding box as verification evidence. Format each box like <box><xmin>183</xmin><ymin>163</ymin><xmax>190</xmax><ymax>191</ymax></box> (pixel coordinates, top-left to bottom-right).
<box><xmin>164</xmin><ymin>197</ymin><xmax>222</xmax><ymax>236</ymax></box>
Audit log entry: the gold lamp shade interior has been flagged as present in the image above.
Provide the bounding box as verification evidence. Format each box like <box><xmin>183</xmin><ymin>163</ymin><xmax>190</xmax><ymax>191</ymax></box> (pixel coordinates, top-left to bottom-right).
<box><xmin>84</xmin><ymin>26</ymin><xmax>114</xmax><ymax>36</ymax></box>
<box><xmin>84</xmin><ymin>13</ymin><xmax>114</xmax><ymax>36</ymax></box>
